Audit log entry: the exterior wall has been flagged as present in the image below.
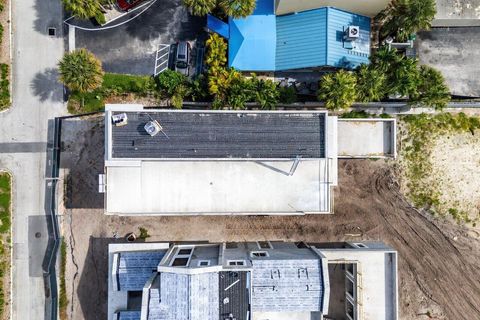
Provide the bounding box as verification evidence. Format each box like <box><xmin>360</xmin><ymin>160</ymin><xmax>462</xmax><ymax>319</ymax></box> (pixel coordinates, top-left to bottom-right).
<box><xmin>275</xmin><ymin>0</ymin><xmax>390</xmax><ymax>17</ymax></box>
<box><xmin>108</xmin><ymin>243</ymin><xmax>170</xmax><ymax>320</ymax></box>
<box><xmin>317</xmin><ymin>246</ymin><xmax>398</xmax><ymax>320</ymax></box>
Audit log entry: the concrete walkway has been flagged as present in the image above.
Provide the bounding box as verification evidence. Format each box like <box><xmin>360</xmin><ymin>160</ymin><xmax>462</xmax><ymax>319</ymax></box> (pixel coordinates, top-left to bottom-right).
<box><xmin>0</xmin><ymin>0</ymin><xmax>67</xmax><ymax>319</ymax></box>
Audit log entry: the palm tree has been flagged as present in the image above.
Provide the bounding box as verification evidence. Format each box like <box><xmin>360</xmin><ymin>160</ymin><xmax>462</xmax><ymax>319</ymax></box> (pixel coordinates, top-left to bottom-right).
<box><xmin>355</xmin><ymin>64</ymin><xmax>387</xmax><ymax>102</ymax></box>
<box><xmin>377</xmin><ymin>0</ymin><xmax>436</xmax><ymax>41</ymax></box>
<box><xmin>62</xmin><ymin>0</ymin><xmax>103</xmax><ymax>19</ymax></box>
<box><xmin>252</xmin><ymin>77</ymin><xmax>279</xmax><ymax>109</ymax></box>
<box><xmin>411</xmin><ymin>65</ymin><xmax>450</xmax><ymax>110</ymax></box>
<box><xmin>317</xmin><ymin>70</ymin><xmax>357</xmax><ymax>110</ymax></box>
<box><xmin>58</xmin><ymin>49</ymin><xmax>104</xmax><ymax>96</ymax></box>
<box><xmin>218</xmin><ymin>0</ymin><xmax>256</xmax><ymax>18</ymax></box>
<box><xmin>389</xmin><ymin>57</ymin><xmax>420</xmax><ymax>98</ymax></box>
<box><xmin>183</xmin><ymin>0</ymin><xmax>217</xmax><ymax>16</ymax></box>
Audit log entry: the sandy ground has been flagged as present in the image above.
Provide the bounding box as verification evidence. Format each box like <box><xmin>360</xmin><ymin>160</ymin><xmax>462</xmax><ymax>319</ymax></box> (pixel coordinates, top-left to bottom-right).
<box><xmin>60</xmin><ymin>116</ymin><xmax>480</xmax><ymax>320</ymax></box>
<box><xmin>430</xmin><ymin>131</ymin><xmax>480</xmax><ymax>224</ymax></box>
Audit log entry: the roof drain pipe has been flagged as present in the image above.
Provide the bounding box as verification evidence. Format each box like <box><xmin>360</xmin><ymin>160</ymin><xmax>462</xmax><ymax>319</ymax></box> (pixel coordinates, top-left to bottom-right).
<box><xmin>289</xmin><ymin>156</ymin><xmax>301</xmax><ymax>176</ymax></box>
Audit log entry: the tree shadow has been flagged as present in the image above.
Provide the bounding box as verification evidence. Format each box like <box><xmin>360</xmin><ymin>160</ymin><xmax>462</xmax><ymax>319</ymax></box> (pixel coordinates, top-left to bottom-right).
<box><xmin>33</xmin><ymin>0</ymin><xmax>64</xmax><ymax>38</ymax></box>
<box><xmin>123</xmin><ymin>0</ymin><xmax>206</xmax><ymax>43</ymax></box>
<box><xmin>30</xmin><ymin>68</ymin><xmax>64</xmax><ymax>102</ymax></box>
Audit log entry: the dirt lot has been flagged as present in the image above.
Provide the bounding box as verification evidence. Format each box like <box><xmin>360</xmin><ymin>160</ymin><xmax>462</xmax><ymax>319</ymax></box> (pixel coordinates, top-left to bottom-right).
<box><xmin>430</xmin><ymin>131</ymin><xmax>480</xmax><ymax>223</ymax></box>
<box><xmin>60</xmin><ymin>116</ymin><xmax>480</xmax><ymax>320</ymax></box>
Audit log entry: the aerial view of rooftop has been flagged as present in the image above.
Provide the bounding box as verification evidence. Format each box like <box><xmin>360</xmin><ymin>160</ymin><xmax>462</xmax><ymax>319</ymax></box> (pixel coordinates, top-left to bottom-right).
<box><xmin>0</xmin><ymin>0</ymin><xmax>480</xmax><ymax>320</ymax></box>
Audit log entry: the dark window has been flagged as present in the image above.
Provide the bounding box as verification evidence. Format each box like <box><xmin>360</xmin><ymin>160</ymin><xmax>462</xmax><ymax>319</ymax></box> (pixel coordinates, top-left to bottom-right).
<box><xmin>178</xmin><ymin>248</ymin><xmax>192</xmax><ymax>255</ymax></box>
<box><xmin>228</xmin><ymin>260</ymin><xmax>245</xmax><ymax>266</ymax></box>
<box><xmin>198</xmin><ymin>260</ymin><xmax>210</xmax><ymax>266</ymax></box>
<box><xmin>258</xmin><ymin>241</ymin><xmax>272</xmax><ymax>249</ymax></box>
<box><xmin>226</xmin><ymin>242</ymin><xmax>238</xmax><ymax>249</ymax></box>
<box><xmin>346</xmin><ymin>300</ymin><xmax>355</xmax><ymax>319</ymax></box>
<box><xmin>127</xmin><ymin>291</ymin><xmax>143</xmax><ymax>310</ymax></box>
<box><xmin>354</xmin><ymin>243</ymin><xmax>367</xmax><ymax>248</ymax></box>
<box><xmin>176</xmin><ymin>61</ymin><xmax>188</xmax><ymax>68</ymax></box>
<box><xmin>346</xmin><ymin>263</ymin><xmax>354</xmax><ymax>275</ymax></box>
<box><xmin>251</xmin><ymin>251</ymin><xmax>268</xmax><ymax>257</ymax></box>
<box><xmin>346</xmin><ymin>278</ymin><xmax>354</xmax><ymax>297</ymax></box>
<box><xmin>295</xmin><ymin>241</ymin><xmax>308</xmax><ymax>249</ymax></box>
<box><xmin>172</xmin><ymin>258</ymin><xmax>189</xmax><ymax>266</ymax></box>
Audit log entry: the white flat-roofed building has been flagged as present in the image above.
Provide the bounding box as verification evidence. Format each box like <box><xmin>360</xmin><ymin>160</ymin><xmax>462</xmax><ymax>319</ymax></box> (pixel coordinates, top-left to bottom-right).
<box><xmin>104</xmin><ymin>104</ymin><xmax>338</xmax><ymax>215</ymax></box>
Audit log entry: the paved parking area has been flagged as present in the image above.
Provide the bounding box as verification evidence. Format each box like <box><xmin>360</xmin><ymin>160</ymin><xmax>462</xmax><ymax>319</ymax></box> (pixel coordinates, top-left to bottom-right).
<box><xmin>433</xmin><ymin>0</ymin><xmax>480</xmax><ymax>26</ymax></box>
<box><xmin>74</xmin><ymin>0</ymin><xmax>206</xmax><ymax>75</ymax></box>
<box><xmin>417</xmin><ymin>27</ymin><xmax>480</xmax><ymax>97</ymax></box>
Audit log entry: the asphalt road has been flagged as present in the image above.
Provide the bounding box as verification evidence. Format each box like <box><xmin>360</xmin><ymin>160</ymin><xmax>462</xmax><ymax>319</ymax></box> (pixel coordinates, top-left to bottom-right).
<box><xmin>0</xmin><ymin>0</ymin><xmax>67</xmax><ymax>319</ymax></box>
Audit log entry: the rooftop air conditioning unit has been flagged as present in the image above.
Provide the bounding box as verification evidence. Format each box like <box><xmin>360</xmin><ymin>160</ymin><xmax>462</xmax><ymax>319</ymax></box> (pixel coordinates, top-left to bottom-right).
<box><xmin>144</xmin><ymin>120</ymin><xmax>162</xmax><ymax>136</ymax></box>
<box><xmin>111</xmin><ymin>113</ymin><xmax>128</xmax><ymax>127</ymax></box>
<box><xmin>345</xmin><ymin>26</ymin><xmax>360</xmax><ymax>41</ymax></box>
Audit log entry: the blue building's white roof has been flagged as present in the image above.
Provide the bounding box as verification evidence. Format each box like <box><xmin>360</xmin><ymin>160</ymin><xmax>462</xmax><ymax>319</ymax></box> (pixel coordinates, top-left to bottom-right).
<box><xmin>227</xmin><ymin>1</ymin><xmax>370</xmax><ymax>71</ymax></box>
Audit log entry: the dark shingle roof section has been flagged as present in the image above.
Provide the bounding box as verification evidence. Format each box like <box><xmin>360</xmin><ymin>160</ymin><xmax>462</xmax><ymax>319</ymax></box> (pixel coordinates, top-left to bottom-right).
<box><xmin>219</xmin><ymin>271</ymin><xmax>250</xmax><ymax>320</ymax></box>
<box><xmin>111</xmin><ymin>112</ymin><xmax>325</xmax><ymax>159</ymax></box>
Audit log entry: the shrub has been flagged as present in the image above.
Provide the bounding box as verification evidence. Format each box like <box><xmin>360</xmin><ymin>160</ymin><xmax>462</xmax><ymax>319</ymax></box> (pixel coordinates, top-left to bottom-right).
<box><xmin>183</xmin><ymin>0</ymin><xmax>216</xmax><ymax>16</ymax></box>
<box><xmin>188</xmin><ymin>75</ymin><xmax>210</xmax><ymax>102</ymax></box>
<box><xmin>205</xmin><ymin>33</ymin><xmax>227</xmax><ymax>75</ymax></box>
<box><xmin>155</xmin><ymin>69</ymin><xmax>188</xmax><ymax>97</ymax></box>
<box><xmin>278</xmin><ymin>86</ymin><xmax>297</xmax><ymax>104</ymax></box>
<box><xmin>183</xmin><ymin>0</ymin><xmax>256</xmax><ymax>18</ymax></box>
<box><xmin>411</xmin><ymin>65</ymin><xmax>451</xmax><ymax>110</ymax></box>
<box><xmin>138</xmin><ymin>227</ymin><xmax>150</xmax><ymax>240</ymax></box>
<box><xmin>252</xmin><ymin>76</ymin><xmax>279</xmax><ymax>110</ymax></box>
<box><xmin>218</xmin><ymin>0</ymin><xmax>256</xmax><ymax>18</ymax></box>
<box><xmin>355</xmin><ymin>64</ymin><xmax>387</xmax><ymax>102</ymax></box>
<box><xmin>317</xmin><ymin>70</ymin><xmax>357</xmax><ymax>110</ymax></box>
<box><xmin>62</xmin><ymin>0</ymin><xmax>103</xmax><ymax>20</ymax></box>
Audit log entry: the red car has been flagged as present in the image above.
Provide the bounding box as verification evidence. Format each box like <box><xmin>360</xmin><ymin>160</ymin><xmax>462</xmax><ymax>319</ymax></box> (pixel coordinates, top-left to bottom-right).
<box><xmin>117</xmin><ymin>0</ymin><xmax>144</xmax><ymax>11</ymax></box>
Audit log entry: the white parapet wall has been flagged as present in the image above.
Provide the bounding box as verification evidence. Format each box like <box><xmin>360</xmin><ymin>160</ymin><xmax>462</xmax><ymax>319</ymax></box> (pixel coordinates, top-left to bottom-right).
<box><xmin>337</xmin><ymin>118</ymin><xmax>397</xmax><ymax>159</ymax></box>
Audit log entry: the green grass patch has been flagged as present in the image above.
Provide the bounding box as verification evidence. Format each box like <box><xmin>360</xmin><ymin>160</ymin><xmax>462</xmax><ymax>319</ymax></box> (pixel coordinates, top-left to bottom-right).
<box><xmin>59</xmin><ymin>238</ymin><xmax>68</xmax><ymax>320</ymax></box>
<box><xmin>0</xmin><ymin>64</ymin><xmax>10</xmax><ymax>111</ymax></box>
<box><xmin>67</xmin><ymin>73</ymin><xmax>157</xmax><ymax>114</ymax></box>
<box><xmin>0</xmin><ymin>172</ymin><xmax>11</xmax><ymax>317</ymax></box>
<box><xmin>400</xmin><ymin>112</ymin><xmax>480</xmax><ymax>223</ymax></box>
<box><xmin>102</xmin><ymin>73</ymin><xmax>156</xmax><ymax>94</ymax></box>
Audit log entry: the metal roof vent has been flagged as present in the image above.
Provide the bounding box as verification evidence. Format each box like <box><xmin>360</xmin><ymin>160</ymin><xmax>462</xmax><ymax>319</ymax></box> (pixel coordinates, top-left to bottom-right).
<box><xmin>345</xmin><ymin>26</ymin><xmax>360</xmax><ymax>41</ymax></box>
<box><xmin>144</xmin><ymin>120</ymin><xmax>162</xmax><ymax>136</ymax></box>
<box><xmin>111</xmin><ymin>113</ymin><xmax>128</xmax><ymax>127</ymax></box>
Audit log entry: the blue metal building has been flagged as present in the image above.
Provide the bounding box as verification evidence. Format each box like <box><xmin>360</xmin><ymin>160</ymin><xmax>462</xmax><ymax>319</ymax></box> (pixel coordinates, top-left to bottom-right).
<box><xmin>207</xmin><ymin>0</ymin><xmax>371</xmax><ymax>71</ymax></box>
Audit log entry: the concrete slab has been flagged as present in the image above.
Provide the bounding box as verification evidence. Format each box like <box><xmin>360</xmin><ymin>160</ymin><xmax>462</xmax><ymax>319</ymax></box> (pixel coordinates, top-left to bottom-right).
<box><xmin>433</xmin><ymin>0</ymin><xmax>480</xmax><ymax>26</ymax></box>
<box><xmin>417</xmin><ymin>27</ymin><xmax>480</xmax><ymax>97</ymax></box>
<box><xmin>337</xmin><ymin>119</ymin><xmax>396</xmax><ymax>158</ymax></box>
<box><xmin>105</xmin><ymin>160</ymin><xmax>331</xmax><ymax>214</ymax></box>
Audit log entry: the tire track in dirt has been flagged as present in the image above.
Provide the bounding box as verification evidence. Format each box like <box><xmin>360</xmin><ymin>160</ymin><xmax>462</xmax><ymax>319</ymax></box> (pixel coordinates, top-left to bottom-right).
<box><xmin>337</xmin><ymin>160</ymin><xmax>480</xmax><ymax>319</ymax></box>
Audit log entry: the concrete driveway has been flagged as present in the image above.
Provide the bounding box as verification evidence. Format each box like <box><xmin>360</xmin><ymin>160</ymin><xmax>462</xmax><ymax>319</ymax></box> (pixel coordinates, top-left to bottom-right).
<box><xmin>417</xmin><ymin>27</ymin><xmax>480</xmax><ymax>98</ymax></box>
<box><xmin>74</xmin><ymin>0</ymin><xmax>206</xmax><ymax>75</ymax></box>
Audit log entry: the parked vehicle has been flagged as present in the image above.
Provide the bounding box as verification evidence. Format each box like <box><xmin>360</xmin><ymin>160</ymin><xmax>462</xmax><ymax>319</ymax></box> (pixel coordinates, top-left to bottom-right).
<box><xmin>175</xmin><ymin>41</ymin><xmax>191</xmax><ymax>76</ymax></box>
<box><xmin>117</xmin><ymin>0</ymin><xmax>144</xmax><ymax>11</ymax></box>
